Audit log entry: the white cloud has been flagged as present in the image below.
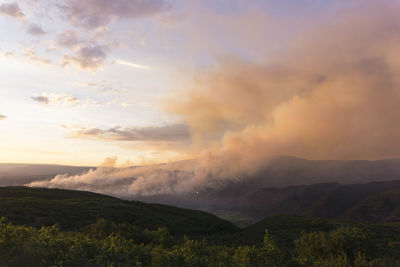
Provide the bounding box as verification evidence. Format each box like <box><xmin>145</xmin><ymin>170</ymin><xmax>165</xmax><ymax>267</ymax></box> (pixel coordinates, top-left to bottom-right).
<box><xmin>115</xmin><ymin>59</ymin><xmax>150</xmax><ymax>69</ymax></box>
<box><xmin>23</xmin><ymin>48</ymin><xmax>53</xmax><ymax>65</ymax></box>
<box><xmin>0</xmin><ymin>48</ymin><xmax>14</xmax><ymax>58</ymax></box>
<box><xmin>65</xmin><ymin>123</ymin><xmax>190</xmax><ymax>142</ymax></box>
<box><xmin>31</xmin><ymin>92</ymin><xmax>100</xmax><ymax>108</ymax></box>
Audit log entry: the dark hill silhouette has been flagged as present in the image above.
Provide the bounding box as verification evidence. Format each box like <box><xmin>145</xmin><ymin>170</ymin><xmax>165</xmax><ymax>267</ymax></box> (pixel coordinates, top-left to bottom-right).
<box><xmin>240</xmin><ymin>180</ymin><xmax>400</xmax><ymax>222</ymax></box>
<box><xmin>344</xmin><ymin>188</ymin><xmax>400</xmax><ymax>222</ymax></box>
<box><xmin>133</xmin><ymin>157</ymin><xmax>400</xmax><ymax>224</ymax></box>
<box><xmin>0</xmin><ymin>186</ymin><xmax>239</xmax><ymax>239</ymax></box>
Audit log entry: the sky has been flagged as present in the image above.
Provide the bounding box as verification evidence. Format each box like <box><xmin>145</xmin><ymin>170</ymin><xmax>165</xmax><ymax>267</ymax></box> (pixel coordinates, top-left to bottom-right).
<box><xmin>1</xmin><ymin>0</ymin><xmax>400</xmax><ymax>169</ymax></box>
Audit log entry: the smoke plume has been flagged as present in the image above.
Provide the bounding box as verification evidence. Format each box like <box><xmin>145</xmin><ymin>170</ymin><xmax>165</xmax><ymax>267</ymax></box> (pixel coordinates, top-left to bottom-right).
<box><xmin>28</xmin><ymin>1</ymin><xmax>400</xmax><ymax>196</ymax></box>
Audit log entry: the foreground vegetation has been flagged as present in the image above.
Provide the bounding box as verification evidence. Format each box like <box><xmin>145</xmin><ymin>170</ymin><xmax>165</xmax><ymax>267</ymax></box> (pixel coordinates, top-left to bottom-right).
<box><xmin>1</xmin><ymin>217</ymin><xmax>400</xmax><ymax>266</ymax></box>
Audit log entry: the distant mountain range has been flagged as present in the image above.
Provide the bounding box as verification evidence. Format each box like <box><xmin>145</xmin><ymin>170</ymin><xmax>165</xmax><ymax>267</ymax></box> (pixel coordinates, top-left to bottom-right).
<box><xmin>0</xmin><ymin>163</ymin><xmax>92</xmax><ymax>185</ymax></box>
<box><xmin>2</xmin><ymin>156</ymin><xmax>400</xmax><ymax>225</ymax></box>
<box><xmin>135</xmin><ymin>180</ymin><xmax>400</xmax><ymax>225</ymax></box>
<box><xmin>132</xmin><ymin>156</ymin><xmax>400</xmax><ymax>224</ymax></box>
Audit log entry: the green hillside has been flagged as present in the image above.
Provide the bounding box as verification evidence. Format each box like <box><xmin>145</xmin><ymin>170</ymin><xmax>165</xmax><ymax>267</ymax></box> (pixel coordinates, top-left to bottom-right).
<box><xmin>0</xmin><ymin>186</ymin><xmax>239</xmax><ymax>239</ymax></box>
<box><xmin>1</xmin><ymin>187</ymin><xmax>400</xmax><ymax>266</ymax></box>
<box><xmin>345</xmin><ymin>188</ymin><xmax>400</xmax><ymax>222</ymax></box>
<box><xmin>222</xmin><ymin>180</ymin><xmax>400</xmax><ymax>224</ymax></box>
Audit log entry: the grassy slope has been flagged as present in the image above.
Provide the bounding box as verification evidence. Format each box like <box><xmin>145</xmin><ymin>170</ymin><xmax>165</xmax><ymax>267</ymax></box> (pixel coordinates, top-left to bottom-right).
<box><xmin>0</xmin><ymin>187</ymin><xmax>239</xmax><ymax>239</ymax></box>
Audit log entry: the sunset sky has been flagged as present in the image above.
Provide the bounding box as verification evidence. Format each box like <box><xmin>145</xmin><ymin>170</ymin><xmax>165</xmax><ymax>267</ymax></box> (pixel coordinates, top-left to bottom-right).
<box><xmin>1</xmin><ymin>0</ymin><xmax>400</xmax><ymax>167</ymax></box>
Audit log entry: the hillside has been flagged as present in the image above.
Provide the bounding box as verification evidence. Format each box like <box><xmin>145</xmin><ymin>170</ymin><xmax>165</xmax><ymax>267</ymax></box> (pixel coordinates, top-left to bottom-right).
<box><xmin>240</xmin><ymin>180</ymin><xmax>400</xmax><ymax>222</ymax></box>
<box><xmin>0</xmin><ymin>186</ymin><xmax>239</xmax><ymax>239</ymax></box>
<box><xmin>0</xmin><ymin>187</ymin><xmax>400</xmax><ymax>265</ymax></box>
<box><xmin>3</xmin><ymin>157</ymin><xmax>400</xmax><ymax>227</ymax></box>
<box><xmin>345</xmin><ymin>188</ymin><xmax>400</xmax><ymax>222</ymax></box>
<box><xmin>137</xmin><ymin>179</ymin><xmax>400</xmax><ymax>226</ymax></box>
<box><xmin>131</xmin><ymin>156</ymin><xmax>400</xmax><ymax>222</ymax></box>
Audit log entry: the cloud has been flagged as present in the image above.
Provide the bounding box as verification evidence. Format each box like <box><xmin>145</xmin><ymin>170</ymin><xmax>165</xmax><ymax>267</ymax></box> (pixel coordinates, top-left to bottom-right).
<box><xmin>31</xmin><ymin>96</ymin><xmax>49</xmax><ymax>104</ymax></box>
<box><xmin>56</xmin><ymin>31</ymin><xmax>112</xmax><ymax>71</ymax></box>
<box><xmin>100</xmin><ymin>156</ymin><xmax>118</xmax><ymax>167</ymax></box>
<box><xmin>58</xmin><ymin>0</ymin><xmax>170</xmax><ymax>29</ymax></box>
<box><xmin>20</xmin><ymin>0</ymin><xmax>165</xmax><ymax>72</ymax></box>
<box><xmin>1</xmin><ymin>47</ymin><xmax>51</xmax><ymax>65</ymax></box>
<box><xmin>31</xmin><ymin>92</ymin><xmax>100</xmax><ymax>108</ymax></box>
<box><xmin>0</xmin><ymin>48</ymin><xmax>14</xmax><ymax>58</ymax></box>
<box><xmin>62</xmin><ymin>45</ymin><xmax>108</xmax><ymax>71</ymax></box>
<box><xmin>0</xmin><ymin>2</ymin><xmax>25</xmax><ymax>18</ymax></box>
<box><xmin>0</xmin><ymin>114</ymin><xmax>7</xmax><ymax>120</ymax></box>
<box><xmin>66</xmin><ymin>123</ymin><xmax>190</xmax><ymax>142</ymax></box>
<box><xmin>56</xmin><ymin>30</ymin><xmax>79</xmax><ymax>48</ymax></box>
<box><xmin>75</xmin><ymin>80</ymin><xmax>127</xmax><ymax>94</ymax></box>
<box><xmin>121</xmin><ymin>101</ymin><xmax>134</xmax><ymax>107</ymax></box>
<box><xmin>26</xmin><ymin>23</ymin><xmax>45</xmax><ymax>36</ymax></box>
<box><xmin>23</xmin><ymin>48</ymin><xmax>53</xmax><ymax>65</ymax></box>
<box><xmin>115</xmin><ymin>59</ymin><xmax>150</xmax><ymax>69</ymax></box>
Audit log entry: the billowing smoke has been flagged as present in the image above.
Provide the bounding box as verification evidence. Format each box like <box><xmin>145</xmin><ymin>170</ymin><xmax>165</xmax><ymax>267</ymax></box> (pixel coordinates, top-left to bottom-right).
<box><xmin>27</xmin><ymin>1</ymin><xmax>400</xmax><ymax>196</ymax></box>
<box><xmin>168</xmin><ymin>0</ymin><xmax>400</xmax><ymax>178</ymax></box>
<box><xmin>27</xmin><ymin>159</ymin><xmax>215</xmax><ymax>197</ymax></box>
